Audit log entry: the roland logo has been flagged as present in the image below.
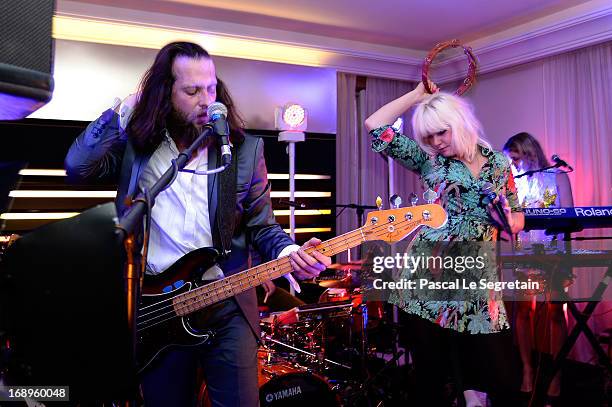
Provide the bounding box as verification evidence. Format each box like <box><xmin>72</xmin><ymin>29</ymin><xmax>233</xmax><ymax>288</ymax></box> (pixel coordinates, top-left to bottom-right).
<box><xmin>265</xmin><ymin>385</ymin><xmax>302</xmax><ymax>402</ymax></box>
<box><xmin>575</xmin><ymin>207</ymin><xmax>612</xmax><ymax>217</ymax></box>
<box><xmin>524</xmin><ymin>208</ymin><xmax>567</xmax><ymax>216</ymax></box>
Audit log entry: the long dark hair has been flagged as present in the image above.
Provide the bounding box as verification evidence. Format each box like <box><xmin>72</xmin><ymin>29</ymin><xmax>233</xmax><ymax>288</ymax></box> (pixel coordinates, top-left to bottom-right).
<box><xmin>503</xmin><ymin>132</ymin><xmax>549</xmax><ymax>171</ymax></box>
<box><xmin>128</xmin><ymin>42</ymin><xmax>209</xmax><ymax>152</ymax></box>
<box><xmin>127</xmin><ymin>42</ymin><xmax>245</xmax><ymax>152</ymax></box>
<box><xmin>216</xmin><ymin>77</ymin><xmax>245</xmax><ymax>145</ymax></box>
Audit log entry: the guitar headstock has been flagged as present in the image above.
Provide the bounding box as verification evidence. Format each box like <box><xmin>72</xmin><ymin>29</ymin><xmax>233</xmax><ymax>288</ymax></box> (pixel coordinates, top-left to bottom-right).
<box><xmin>362</xmin><ymin>204</ymin><xmax>447</xmax><ymax>243</ymax></box>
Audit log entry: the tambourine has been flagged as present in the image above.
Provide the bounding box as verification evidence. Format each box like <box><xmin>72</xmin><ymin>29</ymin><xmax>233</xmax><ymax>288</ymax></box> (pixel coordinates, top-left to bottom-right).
<box><xmin>422</xmin><ymin>39</ymin><xmax>477</xmax><ymax>96</ymax></box>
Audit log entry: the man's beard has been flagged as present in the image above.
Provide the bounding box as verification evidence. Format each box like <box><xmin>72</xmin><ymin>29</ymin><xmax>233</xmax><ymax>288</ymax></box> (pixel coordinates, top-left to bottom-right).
<box><xmin>167</xmin><ymin>107</ymin><xmax>201</xmax><ymax>146</ymax></box>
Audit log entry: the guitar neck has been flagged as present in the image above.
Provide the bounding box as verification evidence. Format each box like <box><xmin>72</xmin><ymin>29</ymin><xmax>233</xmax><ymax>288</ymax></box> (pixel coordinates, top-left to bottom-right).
<box><xmin>172</xmin><ymin>228</ymin><xmax>366</xmax><ymax>316</ymax></box>
<box><xmin>170</xmin><ymin>203</ymin><xmax>448</xmax><ymax>317</ymax></box>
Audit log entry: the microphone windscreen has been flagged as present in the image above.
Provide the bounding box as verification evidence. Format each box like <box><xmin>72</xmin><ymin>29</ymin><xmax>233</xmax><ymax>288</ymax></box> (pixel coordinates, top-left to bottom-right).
<box><xmin>207</xmin><ymin>102</ymin><xmax>228</xmax><ymax>118</ymax></box>
<box><xmin>481</xmin><ymin>181</ymin><xmax>495</xmax><ymax>195</ymax></box>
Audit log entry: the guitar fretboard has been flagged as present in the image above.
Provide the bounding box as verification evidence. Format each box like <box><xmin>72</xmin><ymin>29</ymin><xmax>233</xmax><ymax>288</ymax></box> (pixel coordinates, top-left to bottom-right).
<box><xmin>171</xmin><ymin>227</ymin><xmax>368</xmax><ymax>316</ymax></box>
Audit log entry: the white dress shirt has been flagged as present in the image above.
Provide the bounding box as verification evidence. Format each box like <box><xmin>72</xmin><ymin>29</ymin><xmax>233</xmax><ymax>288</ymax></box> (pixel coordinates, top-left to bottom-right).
<box><xmin>137</xmin><ymin>130</ymin><xmax>301</xmax><ymax>288</ymax></box>
<box><xmin>138</xmin><ymin>132</ymin><xmax>217</xmax><ymax>276</ymax></box>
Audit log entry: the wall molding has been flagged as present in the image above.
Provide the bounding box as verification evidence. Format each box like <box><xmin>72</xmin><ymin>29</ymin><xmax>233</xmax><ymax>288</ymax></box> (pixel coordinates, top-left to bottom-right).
<box><xmin>56</xmin><ymin>0</ymin><xmax>612</xmax><ymax>82</ymax></box>
<box><xmin>432</xmin><ymin>0</ymin><xmax>612</xmax><ymax>82</ymax></box>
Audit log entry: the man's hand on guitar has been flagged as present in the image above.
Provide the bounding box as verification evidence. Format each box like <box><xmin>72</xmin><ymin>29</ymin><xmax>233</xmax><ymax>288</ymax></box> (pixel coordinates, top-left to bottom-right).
<box><xmin>289</xmin><ymin>237</ymin><xmax>331</xmax><ymax>280</ymax></box>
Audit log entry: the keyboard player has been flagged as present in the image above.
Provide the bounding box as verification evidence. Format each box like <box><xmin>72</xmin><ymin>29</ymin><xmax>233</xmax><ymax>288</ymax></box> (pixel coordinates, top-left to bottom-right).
<box><xmin>503</xmin><ymin>132</ymin><xmax>574</xmax><ymax>405</ymax></box>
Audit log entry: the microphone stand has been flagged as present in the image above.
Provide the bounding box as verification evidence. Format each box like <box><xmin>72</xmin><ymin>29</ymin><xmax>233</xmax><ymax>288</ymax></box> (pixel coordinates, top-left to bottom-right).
<box><xmin>279</xmin><ymin>201</ymin><xmax>377</xmax><ymax>230</ymax></box>
<box><xmin>334</xmin><ymin>203</ymin><xmax>378</xmax><ymax>260</ymax></box>
<box><xmin>278</xmin><ymin>201</ymin><xmax>377</xmax><ymax>258</ymax></box>
<box><xmin>334</xmin><ymin>203</ymin><xmax>378</xmax><ymax>230</ymax></box>
<box><xmin>114</xmin><ymin>124</ymin><xmax>228</xmax><ymax>404</ymax></box>
<box><xmin>118</xmin><ymin>124</ymin><xmax>224</xmax><ymax>234</ymax></box>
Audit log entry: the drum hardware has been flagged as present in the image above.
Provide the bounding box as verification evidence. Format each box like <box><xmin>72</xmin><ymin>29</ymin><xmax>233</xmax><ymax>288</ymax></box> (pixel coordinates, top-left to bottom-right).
<box><xmin>341</xmin><ymin>350</ymin><xmax>405</xmax><ymax>407</ymax></box>
<box><xmin>261</xmin><ymin>334</ymin><xmax>352</xmax><ymax>371</ymax></box>
<box><xmin>315</xmin><ymin>261</ymin><xmax>364</xmax><ymax>289</ymax></box>
<box><xmin>259</xmin><ymin>249</ymin><xmax>416</xmax><ymax>404</ymax></box>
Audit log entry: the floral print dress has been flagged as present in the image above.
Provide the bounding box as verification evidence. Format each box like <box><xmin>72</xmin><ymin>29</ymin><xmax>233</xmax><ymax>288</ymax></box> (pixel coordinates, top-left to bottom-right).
<box><xmin>371</xmin><ymin>125</ymin><xmax>523</xmax><ymax>334</ymax></box>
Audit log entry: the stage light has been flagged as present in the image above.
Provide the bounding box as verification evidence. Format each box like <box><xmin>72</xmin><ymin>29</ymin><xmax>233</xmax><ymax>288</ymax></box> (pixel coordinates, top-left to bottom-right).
<box><xmin>19</xmin><ymin>169</ymin><xmax>67</xmax><ymax>176</ymax></box>
<box><xmin>0</xmin><ymin>212</ymin><xmax>79</xmax><ymax>220</ymax></box>
<box><xmin>268</xmin><ymin>173</ymin><xmax>331</xmax><ymax>180</ymax></box>
<box><xmin>275</xmin><ymin>103</ymin><xmax>307</xmax><ymax>132</ymax></box>
<box><xmin>270</xmin><ymin>191</ymin><xmax>331</xmax><ymax>198</ymax></box>
<box><xmin>273</xmin><ymin>209</ymin><xmax>332</xmax><ymax>216</ymax></box>
<box><xmin>9</xmin><ymin>190</ymin><xmax>117</xmax><ymax>198</ymax></box>
<box><xmin>283</xmin><ymin>104</ymin><xmax>305</xmax><ymax>128</ymax></box>
<box><xmin>283</xmin><ymin>227</ymin><xmax>332</xmax><ymax>234</ymax></box>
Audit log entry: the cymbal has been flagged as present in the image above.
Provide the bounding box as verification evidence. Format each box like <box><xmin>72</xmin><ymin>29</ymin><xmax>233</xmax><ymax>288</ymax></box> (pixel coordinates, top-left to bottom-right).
<box><xmin>327</xmin><ymin>263</ymin><xmax>363</xmax><ymax>272</ymax></box>
<box><xmin>316</xmin><ymin>269</ymin><xmax>361</xmax><ymax>289</ymax></box>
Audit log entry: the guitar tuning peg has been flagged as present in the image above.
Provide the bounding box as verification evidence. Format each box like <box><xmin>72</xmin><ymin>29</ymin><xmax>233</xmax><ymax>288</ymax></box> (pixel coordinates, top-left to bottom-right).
<box><xmin>409</xmin><ymin>192</ymin><xmax>418</xmax><ymax>207</ymax></box>
<box><xmin>389</xmin><ymin>194</ymin><xmax>402</xmax><ymax>209</ymax></box>
<box><xmin>375</xmin><ymin>196</ymin><xmax>383</xmax><ymax>210</ymax></box>
<box><xmin>423</xmin><ymin>188</ymin><xmax>438</xmax><ymax>204</ymax></box>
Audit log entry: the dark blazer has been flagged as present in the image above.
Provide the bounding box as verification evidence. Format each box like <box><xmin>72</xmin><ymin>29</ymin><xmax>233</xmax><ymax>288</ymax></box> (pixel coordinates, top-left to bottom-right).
<box><xmin>65</xmin><ymin>109</ymin><xmax>294</xmax><ymax>336</ymax></box>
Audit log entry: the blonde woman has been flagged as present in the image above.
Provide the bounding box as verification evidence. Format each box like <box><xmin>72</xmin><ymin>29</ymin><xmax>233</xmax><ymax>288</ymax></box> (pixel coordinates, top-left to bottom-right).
<box><xmin>365</xmin><ymin>83</ymin><xmax>524</xmax><ymax>407</ymax></box>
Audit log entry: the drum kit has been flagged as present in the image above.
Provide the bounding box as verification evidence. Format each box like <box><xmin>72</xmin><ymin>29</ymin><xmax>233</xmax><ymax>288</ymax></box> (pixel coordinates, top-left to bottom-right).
<box><xmin>254</xmin><ymin>260</ymin><xmax>403</xmax><ymax>406</ymax></box>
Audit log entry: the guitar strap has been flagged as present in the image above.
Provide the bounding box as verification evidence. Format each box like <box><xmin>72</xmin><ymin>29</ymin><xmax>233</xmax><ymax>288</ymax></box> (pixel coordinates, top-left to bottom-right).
<box><xmin>214</xmin><ymin>143</ymin><xmax>238</xmax><ymax>259</ymax></box>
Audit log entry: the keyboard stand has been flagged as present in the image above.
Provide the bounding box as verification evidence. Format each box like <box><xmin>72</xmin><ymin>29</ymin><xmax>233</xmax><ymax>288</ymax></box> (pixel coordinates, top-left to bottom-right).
<box><xmin>501</xmin><ymin>247</ymin><xmax>612</xmax><ymax>395</ymax></box>
<box><xmin>549</xmin><ymin>261</ymin><xmax>612</xmax><ymax>378</ymax></box>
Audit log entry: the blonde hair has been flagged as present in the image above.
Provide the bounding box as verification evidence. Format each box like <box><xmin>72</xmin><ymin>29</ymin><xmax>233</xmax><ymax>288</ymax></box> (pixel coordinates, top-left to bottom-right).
<box><xmin>411</xmin><ymin>92</ymin><xmax>491</xmax><ymax>162</ymax></box>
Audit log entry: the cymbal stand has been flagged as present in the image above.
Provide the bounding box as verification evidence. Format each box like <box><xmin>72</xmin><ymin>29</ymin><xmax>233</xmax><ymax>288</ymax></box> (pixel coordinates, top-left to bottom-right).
<box><xmin>261</xmin><ymin>334</ymin><xmax>351</xmax><ymax>370</ymax></box>
<box><xmin>343</xmin><ymin>350</ymin><xmax>405</xmax><ymax>406</ymax></box>
<box><xmin>356</xmin><ymin>303</ymin><xmax>370</xmax><ymax>378</ymax></box>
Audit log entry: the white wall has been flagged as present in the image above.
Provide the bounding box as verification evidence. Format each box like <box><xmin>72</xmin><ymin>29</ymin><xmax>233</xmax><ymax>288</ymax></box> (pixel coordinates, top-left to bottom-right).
<box><xmin>463</xmin><ymin>60</ymin><xmax>546</xmax><ymax>150</ymax></box>
<box><xmin>31</xmin><ymin>40</ymin><xmax>337</xmax><ymax>134</ymax></box>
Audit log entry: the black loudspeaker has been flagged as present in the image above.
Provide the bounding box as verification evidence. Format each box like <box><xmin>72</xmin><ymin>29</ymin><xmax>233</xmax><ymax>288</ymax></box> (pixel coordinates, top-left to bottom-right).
<box><xmin>0</xmin><ymin>203</ymin><xmax>138</xmax><ymax>401</ymax></box>
<box><xmin>0</xmin><ymin>0</ymin><xmax>55</xmax><ymax>120</ymax></box>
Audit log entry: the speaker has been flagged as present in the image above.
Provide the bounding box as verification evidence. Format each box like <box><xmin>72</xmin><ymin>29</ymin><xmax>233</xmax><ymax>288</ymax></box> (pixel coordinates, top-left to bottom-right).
<box><xmin>0</xmin><ymin>0</ymin><xmax>55</xmax><ymax>120</ymax></box>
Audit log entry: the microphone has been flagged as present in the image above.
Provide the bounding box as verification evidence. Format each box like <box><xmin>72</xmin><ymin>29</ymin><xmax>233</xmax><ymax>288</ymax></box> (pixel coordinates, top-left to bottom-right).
<box><xmin>207</xmin><ymin>102</ymin><xmax>231</xmax><ymax>166</ymax></box>
<box><xmin>481</xmin><ymin>182</ymin><xmax>511</xmax><ymax>233</ymax></box>
<box><xmin>551</xmin><ymin>154</ymin><xmax>573</xmax><ymax>171</ymax></box>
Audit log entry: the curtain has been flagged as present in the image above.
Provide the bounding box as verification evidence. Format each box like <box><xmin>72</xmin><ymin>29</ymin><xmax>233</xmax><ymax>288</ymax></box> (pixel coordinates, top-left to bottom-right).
<box><xmin>364</xmin><ymin>77</ymin><xmax>423</xmax><ymax>207</ymax></box>
<box><xmin>336</xmin><ymin>73</ymin><xmax>419</xmax><ymax>262</ymax></box>
<box><xmin>541</xmin><ymin>40</ymin><xmax>612</xmax><ymax>363</ymax></box>
<box><xmin>335</xmin><ymin>72</ymin><xmax>358</xmax><ymax>262</ymax></box>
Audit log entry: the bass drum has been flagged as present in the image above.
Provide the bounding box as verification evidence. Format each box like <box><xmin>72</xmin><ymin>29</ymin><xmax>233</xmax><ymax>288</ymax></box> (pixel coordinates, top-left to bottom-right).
<box><xmin>260</xmin><ymin>372</ymin><xmax>340</xmax><ymax>406</ymax></box>
<box><xmin>198</xmin><ymin>350</ymin><xmax>339</xmax><ymax>406</ymax></box>
<box><xmin>258</xmin><ymin>349</ymin><xmax>339</xmax><ymax>406</ymax></box>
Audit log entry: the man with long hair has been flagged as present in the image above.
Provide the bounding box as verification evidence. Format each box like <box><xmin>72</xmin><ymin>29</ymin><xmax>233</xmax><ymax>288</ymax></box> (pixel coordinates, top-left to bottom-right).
<box><xmin>65</xmin><ymin>41</ymin><xmax>330</xmax><ymax>406</ymax></box>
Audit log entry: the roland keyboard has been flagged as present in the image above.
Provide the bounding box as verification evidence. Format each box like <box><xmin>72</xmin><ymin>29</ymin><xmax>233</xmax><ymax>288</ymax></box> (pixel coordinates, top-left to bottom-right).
<box><xmin>524</xmin><ymin>206</ymin><xmax>612</xmax><ymax>233</ymax></box>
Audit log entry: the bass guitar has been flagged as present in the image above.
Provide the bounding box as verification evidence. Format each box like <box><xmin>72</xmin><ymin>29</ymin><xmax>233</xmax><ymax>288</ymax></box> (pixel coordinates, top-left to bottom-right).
<box><xmin>136</xmin><ymin>204</ymin><xmax>447</xmax><ymax>372</ymax></box>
